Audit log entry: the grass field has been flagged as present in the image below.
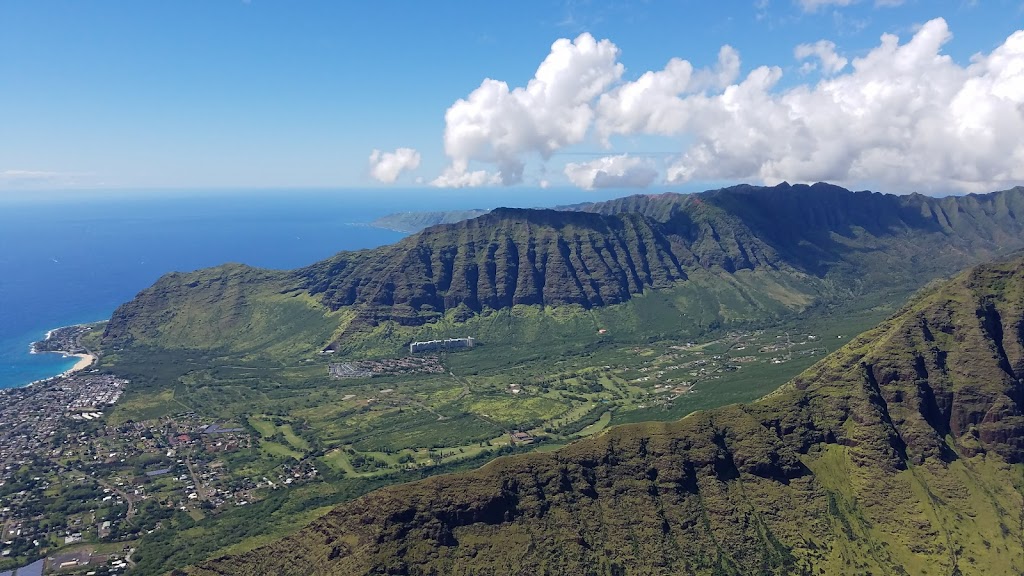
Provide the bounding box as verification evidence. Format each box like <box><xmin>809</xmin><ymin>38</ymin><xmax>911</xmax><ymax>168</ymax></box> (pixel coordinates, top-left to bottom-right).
<box><xmin>97</xmin><ymin>279</ymin><xmax>913</xmax><ymax>575</ymax></box>
<box><xmin>260</xmin><ymin>441</ymin><xmax>303</xmax><ymax>460</ymax></box>
<box><xmin>105</xmin><ymin>286</ymin><xmax>904</xmax><ymax>490</ymax></box>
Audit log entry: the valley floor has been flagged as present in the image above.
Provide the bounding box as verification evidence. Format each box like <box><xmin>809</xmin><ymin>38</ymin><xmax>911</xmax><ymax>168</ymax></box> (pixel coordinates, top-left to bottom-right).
<box><xmin>2</xmin><ymin>300</ymin><xmax>897</xmax><ymax>574</ymax></box>
<box><xmin>0</xmin><ymin>284</ymin><xmax>903</xmax><ymax>575</ymax></box>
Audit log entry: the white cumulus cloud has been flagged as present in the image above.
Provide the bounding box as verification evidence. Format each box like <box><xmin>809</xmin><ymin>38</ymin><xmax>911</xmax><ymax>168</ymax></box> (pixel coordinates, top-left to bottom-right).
<box><xmin>794</xmin><ymin>40</ymin><xmax>848</xmax><ymax>75</ymax></box>
<box><xmin>368</xmin><ymin>148</ymin><xmax>421</xmax><ymax>183</ymax></box>
<box><xmin>427</xmin><ymin>18</ymin><xmax>1024</xmax><ymax>193</ymax></box>
<box><xmin>564</xmin><ymin>155</ymin><xmax>658</xmax><ymax>189</ymax></box>
<box><xmin>665</xmin><ymin>20</ymin><xmax>1024</xmax><ymax>191</ymax></box>
<box><xmin>431</xmin><ymin>165</ymin><xmax>500</xmax><ymax>188</ymax></box>
<box><xmin>432</xmin><ymin>33</ymin><xmax>623</xmax><ymax>187</ymax></box>
<box><xmin>595</xmin><ymin>45</ymin><xmax>742</xmax><ymax>142</ymax></box>
<box><xmin>601</xmin><ymin>18</ymin><xmax>1024</xmax><ymax>193</ymax></box>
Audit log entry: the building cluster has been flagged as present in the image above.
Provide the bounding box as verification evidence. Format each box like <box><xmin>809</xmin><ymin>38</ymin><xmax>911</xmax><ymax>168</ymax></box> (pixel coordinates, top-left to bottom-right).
<box><xmin>277</xmin><ymin>460</ymin><xmax>319</xmax><ymax>487</ymax></box>
<box><xmin>0</xmin><ymin>381</ymin><xmax>268</xmax><ymax>572</ymax></box>
<box><xmin>0</xmin><ymin>374</ymin><xmax>127</xmax><ymax>483</ymax></box>
<box><xmin>509</xmin><ymin>430</ymin><xmax>534</xmax><ymax>445</ymax></box>
<box><xmin>28</xmin><ymin>324</ymin><xmax>95</xmax><ymax>356</ymax></box>
<box><xmin>328</xmin><ymin>363</ymin><xmax>374</xmax><ymax>378</ymax></box>
<box><xmin>408</xmin><ymin>337</ymin><xmax>475</xmax><ymax>354</ymax></box>
<box><xmin>329</xmin><ymin>355</ymin><xmax>445</xmax><ymax>378</ymax></box>
<box><xmin>41</xmin><ymin>544</ymin><xmax>133</xmax><ymax>574</ymax></box>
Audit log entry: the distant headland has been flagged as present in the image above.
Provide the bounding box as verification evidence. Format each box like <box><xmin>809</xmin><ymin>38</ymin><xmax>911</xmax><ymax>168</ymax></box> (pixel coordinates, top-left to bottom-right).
<box><xmin>29</xmin><ymin>322</ymin><xmax>105</xmax><ymax>383</ymax></box>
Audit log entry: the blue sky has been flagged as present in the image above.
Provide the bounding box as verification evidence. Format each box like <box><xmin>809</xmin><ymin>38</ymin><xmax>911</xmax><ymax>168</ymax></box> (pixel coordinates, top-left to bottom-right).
<box><xmin>2</xmin><ymin>1</ymin><xmax>1022</xmax><ymax>194</ymax></box>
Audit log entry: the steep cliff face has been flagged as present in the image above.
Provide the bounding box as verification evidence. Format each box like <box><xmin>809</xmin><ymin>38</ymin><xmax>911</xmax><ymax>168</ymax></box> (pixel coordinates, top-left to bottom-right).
<box><xmin>298</xmin><ymin>207</ymin><xmax>785</xmax><ymax>324</ymax></box>
<box><xmin>295</xmin><ymin>183</ymin><xmax>1024</xmax><ymax>328</ymax></box>
<box><xmin>698</xmin><ymin>183</ymin><xmax>1024</xmax><ymax>277</ymax></box>
<box><xmin>103</xmin><ymin>184</ymin><xmax>1024</xmax><ymax>351</ymax></box>
<box><xmin>263</xmin><ymin>184</ymin><xmax>1024</xmax><ymax>327</ymax></box>
<box><xmin>790</xmin><ymin>258</ymin><xmax>1024</xmax><ymax>465</ymax></box>
<box><xmin>188</xmin><ymin>258</ymin><xmax>1024</xmax><ymax>576</ymax></box>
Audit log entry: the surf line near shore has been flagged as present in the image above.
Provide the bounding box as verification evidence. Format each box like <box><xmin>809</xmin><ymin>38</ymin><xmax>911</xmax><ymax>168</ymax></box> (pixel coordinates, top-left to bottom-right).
<box><xmin>28</xmin><ymin>322</ymin><xmax>102</xmax><ymax>382</ymax></box>
<box><xmin>22</xmin><ymin>351</ymin><xmax>97</xmax><ymax>388</ymax></box>
<box><xmin>65</xmin><ymin>352</ymin><xmax>96</xmax><ymax>373</ymax></box>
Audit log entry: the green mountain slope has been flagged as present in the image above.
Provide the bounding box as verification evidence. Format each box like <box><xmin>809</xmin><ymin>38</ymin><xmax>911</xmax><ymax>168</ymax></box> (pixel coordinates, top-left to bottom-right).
<box><xmin>188</xmin><ymin>256</ymin><xmax>1024</xmax><ymax>576</ymax></box>
<box><xmin>301</xmin><ymin>207</ymin><xmax>787</xmax><ymax>320</ymax></box>
<box><xmin>101</xmin><ymin>264</ymin><xmax>342</xmax><ymax>359</ymax></box>
<box><xmin>370</xmin><ymin>209</ymin><xmax>491</xmax><ymax>233</ymax></box>
<box><xmin>102</xmin><ymin>184</ymin><xmax>1024</xmax><ymax>358</ymax></box>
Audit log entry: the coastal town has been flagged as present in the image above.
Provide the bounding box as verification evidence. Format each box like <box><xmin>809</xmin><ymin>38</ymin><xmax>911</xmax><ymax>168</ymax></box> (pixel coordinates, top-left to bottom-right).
<box><xmin>27</xmin><ymin>325</ymin><xmax>99</xmax><ymax>378</ymax></box>
<box><xmin>0</xmin><ymin>367</ymin><xmax>310</xmax><ymax>574</ymax></box>
<box><xmin>0</xmin><ymin>329</ymin><xmax>309</xmax><ymax>574</ymax></box>
<box><xmin>28</xmin><ymin>325</ymin><xmax>97</xmax><ymax>357</ymax></box>
<box><xmin>0</xmin><ymin>371</ymin><xmax>133</xmax><ymax>573</ymax></box>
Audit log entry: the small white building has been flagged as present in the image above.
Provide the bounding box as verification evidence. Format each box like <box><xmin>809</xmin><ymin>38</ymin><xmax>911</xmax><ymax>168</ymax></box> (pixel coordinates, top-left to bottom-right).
<box><xmin>409</xmin><ymin>336</ymin><xmax>475</xmax><ymax>354</ymax></box>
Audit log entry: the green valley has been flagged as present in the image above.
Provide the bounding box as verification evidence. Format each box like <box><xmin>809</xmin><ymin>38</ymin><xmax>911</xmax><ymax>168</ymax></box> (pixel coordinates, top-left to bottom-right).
<box><xmin>189</xmin><ymin>251</ymin><xmax>1024</xmax><ymax>576</ymax></box>
<box><xmin>28</xmin><ymin>183</ymin><xmax>1024</xmax><ymax>574</ymax></box>
<box><xmin>7</xmin><ymin>4</ymin><xmax>1024</xmax><ymax>575</ymax></box>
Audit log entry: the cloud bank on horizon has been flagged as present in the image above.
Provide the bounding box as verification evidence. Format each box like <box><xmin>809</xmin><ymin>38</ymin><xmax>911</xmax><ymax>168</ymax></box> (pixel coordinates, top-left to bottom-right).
<box><xmin>384</xmin><ymin>18</ymin><xmax>1024</xmax><ymax>194</ymax></box>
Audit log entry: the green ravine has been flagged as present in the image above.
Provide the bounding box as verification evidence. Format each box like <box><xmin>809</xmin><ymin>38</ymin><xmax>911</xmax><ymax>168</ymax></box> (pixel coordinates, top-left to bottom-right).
<box><xmin>190</xmin><ymin>256</ymin><xmax>1024</xmax><ymax>576</ymax></box>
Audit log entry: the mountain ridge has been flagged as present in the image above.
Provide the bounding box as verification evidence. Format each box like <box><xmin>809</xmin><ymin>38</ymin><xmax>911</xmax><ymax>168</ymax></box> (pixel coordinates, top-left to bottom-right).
<box><xmin>102</xmin><ymin>183</ymin><xmax>1024</xmax><ymax>355</ymax></box>
<box><xmin>187</xmin><ymin>255</ymin><xmax>1024</xmax><ymax>576</ymax></box>
<box><xmin>370</xmin><ymin>208</ymin><xmax>492</xmax><ymax>233</ymax></box>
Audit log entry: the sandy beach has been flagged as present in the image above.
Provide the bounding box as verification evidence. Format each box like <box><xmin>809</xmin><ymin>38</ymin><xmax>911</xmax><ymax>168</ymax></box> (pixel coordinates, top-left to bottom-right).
<box><xmin>24</xmin><ymin>353</ymin><xmax>96</xmax><ymax>388</ymax></box>
<box><xmin>67</xmin><ymin>353</ymin><xmax>96</xmax><ymax>373</ymax></box>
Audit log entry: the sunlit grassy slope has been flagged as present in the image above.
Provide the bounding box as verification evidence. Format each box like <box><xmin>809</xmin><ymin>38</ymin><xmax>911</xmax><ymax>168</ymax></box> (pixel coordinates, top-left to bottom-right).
<box><xmin>97</xmin><ymin>183</ymin><xmax>1024</xmax><ymax>574</ymax></box>
<box><xmin>189</xmin><ymin>256</ymin><xmax>1024</xmax><ymax>576</ymax></box>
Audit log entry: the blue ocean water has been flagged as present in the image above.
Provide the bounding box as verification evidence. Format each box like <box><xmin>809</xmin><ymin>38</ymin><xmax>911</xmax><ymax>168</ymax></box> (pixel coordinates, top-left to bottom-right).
<box><xmin>0</xmin><ymin>188</ymin><xmax>631</xmax><ymax>388</ymax></box>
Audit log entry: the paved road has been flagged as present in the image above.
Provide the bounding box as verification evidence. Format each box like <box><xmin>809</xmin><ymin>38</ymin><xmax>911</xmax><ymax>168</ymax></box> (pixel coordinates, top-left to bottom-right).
<box><xmin>93</xmin><ymin>475</ymin><xmax>136</xmax><ymax>523</ymax></box>
<box><xmin>186</xmin><ymin>455</ymin><xmax>208</xmax><ymax>500</ymax></box>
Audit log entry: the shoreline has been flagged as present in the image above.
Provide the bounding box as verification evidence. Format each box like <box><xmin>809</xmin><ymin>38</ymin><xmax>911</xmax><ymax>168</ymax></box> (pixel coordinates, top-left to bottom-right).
<box><xmin>20</xmin><ymin>322</ymin><xmax>103</xmax><ymax>388</ymax></box>
<box><xmin>67</xmin><ymin>352</ymin><xmax>96</xmax><ymax>374</ymax></box>
<box><xmin>354</xmin><ymin>221</ymin><xmax>414</xmax><ymax>234</ymax></box>
<box><xmin>28</xmin><ymin>328</ymin><xmax>57</xmax><ymax>354</ymax></box>
<box><xmin>20</xmin><ymin>353</ymin><xmax>97</xmax><ymax>389</ymax></box>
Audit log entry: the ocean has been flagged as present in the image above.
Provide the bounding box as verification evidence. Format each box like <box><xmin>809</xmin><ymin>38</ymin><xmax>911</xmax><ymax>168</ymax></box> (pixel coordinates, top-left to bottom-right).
<box><xmin>0</xmin><ymin>187</ymin><xmax>630</xmax><ymax>388</ymax></box>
